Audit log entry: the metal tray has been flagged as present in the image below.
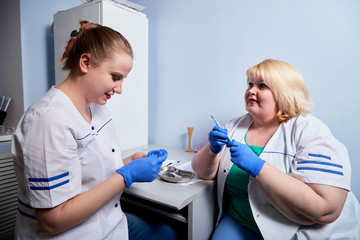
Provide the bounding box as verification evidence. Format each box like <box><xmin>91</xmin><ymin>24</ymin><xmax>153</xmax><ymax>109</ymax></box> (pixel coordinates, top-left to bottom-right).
<box><xmin>158</xmin><ymin>166</ymin><xmax>195</xmax><ymax>183</ymax></box>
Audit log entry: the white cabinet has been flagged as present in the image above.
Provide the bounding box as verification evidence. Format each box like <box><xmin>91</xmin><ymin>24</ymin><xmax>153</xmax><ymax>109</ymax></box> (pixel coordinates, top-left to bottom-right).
<box><xmin>54</xmin><ymin>0</ymin><xmax>148</xmax><ymax>151</ymax></box>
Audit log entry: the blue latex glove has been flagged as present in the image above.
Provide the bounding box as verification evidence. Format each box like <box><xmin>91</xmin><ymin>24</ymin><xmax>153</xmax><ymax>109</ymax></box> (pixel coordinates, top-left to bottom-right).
<box><xmin>116</xmin><ymin>149</ymin><xmax>168</xmax><ymax>188</ymax></box>
<box><xmin>147</xmin><ymin>149</ymin><xmax>166</xmax><ymax>158</ymax></box>
<box><xmin>227</xmin><ymin>140</ymin><xmax>265</xmax><ymax>178</ymax></box>
<box><xmin>209</xmin><ymin>125</ymin><xmax>230</xmax><ymax>154</ymax></box>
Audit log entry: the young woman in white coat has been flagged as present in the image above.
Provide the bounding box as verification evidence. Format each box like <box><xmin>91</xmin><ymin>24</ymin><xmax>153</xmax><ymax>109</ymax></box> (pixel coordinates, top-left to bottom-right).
<box><xmin>12</xmin><ymin>21</ymin><xmax>176</xmax><ymax>239</ymax></box>
<box><xmin>192</xmin><ymin>59</ymin><xmax>360</xmax><ymax>239</ymax></box>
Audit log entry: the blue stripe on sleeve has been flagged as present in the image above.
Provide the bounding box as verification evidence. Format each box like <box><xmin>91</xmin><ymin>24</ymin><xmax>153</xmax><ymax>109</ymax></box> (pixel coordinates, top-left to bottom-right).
<box><xmin>298</xmin><ymin>160</ymin><xmax>342</xmax><ymax>169</ymax></box>
<box><xmin>296</xmin><ymin>167</ymin><xmax>343</xmax><ymax>176</ymax></box>
<box><xmin>30</xmin><ymin>179</ymin><xmax>69</xmax><ymax>190</ymax></box>
<box><xmin>18</xmin><ymin>208</ymin><xmax>36</xmax><ymax>220</ymax></box>
<box><xmin>28</xmin><ymin>172</ymin><xmax>69</xmax><ymax>182</ymax></box>
<box><xmin>308</xmin><ymin>153</ymin><xmax>331</xmax><ymax>160</ymax></box>
<box><xmin>18</xmin><ymin>198</ymin><xmax>33</xmax><ymax>209</ymax></box>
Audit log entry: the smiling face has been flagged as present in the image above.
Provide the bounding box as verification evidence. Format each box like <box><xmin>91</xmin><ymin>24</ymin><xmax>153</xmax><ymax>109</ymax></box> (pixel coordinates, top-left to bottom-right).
<box><xmin>245</xmin><ymin>78</ymin><xmax>279</xmax><ymax>123</ymax></box>
<box><xmin>83</xmin><ymin>52</ymin><xmax>133</xmax><ymax>105</ymax></box>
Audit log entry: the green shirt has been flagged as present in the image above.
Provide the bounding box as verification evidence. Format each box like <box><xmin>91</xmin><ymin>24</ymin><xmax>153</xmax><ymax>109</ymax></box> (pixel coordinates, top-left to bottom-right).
<box><xmin>224</xmin><ymin>133</ymin><xmax>264</xmax><ymax>234</ymax></box>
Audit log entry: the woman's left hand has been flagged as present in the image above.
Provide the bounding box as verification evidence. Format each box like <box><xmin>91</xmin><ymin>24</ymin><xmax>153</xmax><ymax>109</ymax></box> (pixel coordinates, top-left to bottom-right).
<box><xmin>123</xmin><ymin>149</ymin><xmax>167</xmax><ymax>166</ymax></box>
<box><xmin>116</xmin><ymin>149</ymin><xmax>168</xmax><ymax>188</ymax></box>
<box><xmin>227</xmin><ymin>140</ymin><xmax>265</xmax><ymax>178</ymax></box>
<box><xmin>123</xmin><ymin>152</ymin><xmax>147</xmax><ymax>165</ymax></box>
<box><xmin>131</xmin><ymin>152</ymin><xmax>147</xmax><ymax>161</ymax></box>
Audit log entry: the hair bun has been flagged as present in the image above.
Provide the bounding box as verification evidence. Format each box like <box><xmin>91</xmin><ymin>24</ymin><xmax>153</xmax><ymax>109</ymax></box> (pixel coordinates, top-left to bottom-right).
<box><xmin>70</xmin><ymin>29</ymin><xmax>82</xmax><ymax>38</ymax></box>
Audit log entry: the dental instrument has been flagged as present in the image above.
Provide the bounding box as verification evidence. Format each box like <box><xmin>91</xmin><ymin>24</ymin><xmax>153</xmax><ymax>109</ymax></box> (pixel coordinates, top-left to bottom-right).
<box><xmin>211</xmin><ymin>114</ymin><xmax>222</xmax><ymax>127</ymax></box>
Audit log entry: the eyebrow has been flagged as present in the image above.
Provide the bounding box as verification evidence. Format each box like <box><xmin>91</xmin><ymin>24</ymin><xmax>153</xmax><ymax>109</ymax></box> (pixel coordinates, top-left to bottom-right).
<box><xmin>249</xmin><ymin>79</ymin><xmax>264</xmax><ymax>83</ymax></box>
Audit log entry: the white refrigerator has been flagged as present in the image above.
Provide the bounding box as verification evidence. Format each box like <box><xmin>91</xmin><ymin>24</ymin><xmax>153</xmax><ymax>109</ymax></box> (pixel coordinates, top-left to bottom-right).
<box><xmin>53</xmin><ymin>0</ymin><xmax>148</xmax><ymax>151</ymax></box>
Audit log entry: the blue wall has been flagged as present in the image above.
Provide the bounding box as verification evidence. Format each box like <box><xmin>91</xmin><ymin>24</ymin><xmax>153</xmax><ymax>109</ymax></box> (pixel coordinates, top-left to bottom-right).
<box><xmin>20</xmin><ymin>0</ymin><xmax>80</xmax><ymax>110</ymax></box>
<box><xmin>20</xmin><ymin>0</ymin><xmax>360</xmax><ymax>198</ymax></box>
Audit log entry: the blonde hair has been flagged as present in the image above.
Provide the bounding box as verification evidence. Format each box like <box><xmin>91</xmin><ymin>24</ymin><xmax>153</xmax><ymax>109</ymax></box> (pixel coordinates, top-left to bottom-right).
<box><xmin>61</xmin><ymin>20</ymin><xmax>133</xmax><ymax>71</ymax></box>
<box><xmin>246</xmin><ymin>59</ymin><xmax>312</xmax><ymax>122</ymax></box>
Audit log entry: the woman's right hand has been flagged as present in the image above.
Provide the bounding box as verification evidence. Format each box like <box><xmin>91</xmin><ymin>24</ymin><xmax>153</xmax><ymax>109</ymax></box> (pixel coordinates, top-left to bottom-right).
<box><xmin>209</xmin><ymin>125</ymin><xmax>229</xmax><ymax>154</ymax></box>
<box><xmin>116</xmin><ymin>149</ymin><xmax>168</xmax><ymax>188</ymax></box>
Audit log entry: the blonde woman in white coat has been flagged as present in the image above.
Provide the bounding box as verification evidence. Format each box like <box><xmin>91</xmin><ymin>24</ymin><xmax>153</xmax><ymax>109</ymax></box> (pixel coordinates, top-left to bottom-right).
<box><xmin>192</xmin><ymin>59</ymin><xmax>360</xmax><ymax>239</ymax></box>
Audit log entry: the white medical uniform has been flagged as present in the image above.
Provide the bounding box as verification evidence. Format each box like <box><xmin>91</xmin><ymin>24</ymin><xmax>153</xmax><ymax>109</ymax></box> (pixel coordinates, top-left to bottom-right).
<box><xmin>216</xmin><ymin>113</ymin><xmax>360</xmax><ymax>240</ymax></box>
<box><xmin>12</xmin><ymin>86</ymin><xmax>128</xmax><ymax>239</ymax></box>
